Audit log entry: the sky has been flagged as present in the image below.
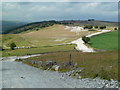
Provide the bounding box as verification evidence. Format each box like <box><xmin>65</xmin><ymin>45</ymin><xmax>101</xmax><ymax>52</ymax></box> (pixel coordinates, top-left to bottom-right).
<box><xmin>1</xmin><ymin>2</ymin><xmax>118</xmax><ymax>22</ymax></box>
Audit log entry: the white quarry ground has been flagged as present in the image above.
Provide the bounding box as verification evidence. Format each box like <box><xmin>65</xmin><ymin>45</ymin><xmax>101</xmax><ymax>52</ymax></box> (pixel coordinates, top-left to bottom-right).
<box><xmin>71</xmin><ymin>30</ymin><xmax>111</xmax><ymax>52</ymax></box>
<box><xmin>0</xmin><ymin>55</ymin><xmax>119</xmax><ymax>88</ymax></box>
<box><xmin>65</xmin><ymin>26</ymin><xmax>86</xmax><ymax>35</ymax></box>
<box><xmin>65</xmin><ymin>26</ymin><xmax>86</xmax><ymax>33</ymax></box>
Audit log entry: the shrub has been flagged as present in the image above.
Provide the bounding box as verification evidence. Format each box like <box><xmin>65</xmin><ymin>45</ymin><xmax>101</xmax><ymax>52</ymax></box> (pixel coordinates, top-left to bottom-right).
<box><xmin>114</xmin><ymin>28</ymin><xmax>117</xmax><ymax>30</ymax></box>
<box><xmin>99</xmin><ymin>26</ymin><xmax>106</xmax><ymax>29</ymax></box>
<box><xmin>10</xmin><ymin>43</ymin><xmax>16</xmax><ymax>50</ymax></box>
<box><xmin>82</xmin><ymin>36</ymin><xmax>90</xmax><ymax>43</ymax></box>
<box><xmin>84</xmin><ymin>25</ymin><xmax>93</xmax><ymax>29</ymax></box>
<box><xmin>94</xmin><ymin>26</ymin><xmax>98</xmax><ymax>29</ymax></box>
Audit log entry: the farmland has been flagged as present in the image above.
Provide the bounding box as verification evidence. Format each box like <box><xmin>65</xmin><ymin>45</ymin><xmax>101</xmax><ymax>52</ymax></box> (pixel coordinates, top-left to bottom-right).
<box><xmin>1</xmin><ymin>21</ymin><xmax>119</xmax><ymax>81</ymax></box>
<box><xmin>22</xmin><ymin>50</ymin><xmax>118</xmax><ymax>80</ymax></box>
<box><xmin>89</xmin><ymin>31</ymin><xmax>118</xmax><ymax>50</ymax></box>
<box><xmin>1</xmin><ymin>24</ymin><xmax>98</xmax><ymax>57</ymax></box>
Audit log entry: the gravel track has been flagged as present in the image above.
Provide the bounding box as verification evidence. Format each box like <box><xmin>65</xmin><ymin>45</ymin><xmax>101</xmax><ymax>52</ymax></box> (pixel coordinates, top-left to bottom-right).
<box><xmin>0</xmin><ymin>55</ymin><xmax>118</xmax><ymax>88</ymax></box>
<box><xmin>71</xmin><ymin>30</ymin><xmax>111</xmax><ymax>52</ymax></box>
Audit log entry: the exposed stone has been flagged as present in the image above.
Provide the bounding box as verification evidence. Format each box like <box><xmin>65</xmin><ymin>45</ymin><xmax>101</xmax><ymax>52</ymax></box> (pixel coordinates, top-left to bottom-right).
<box><xmin>46</xmin><ymin>60</ymin><xmax>57</xmax><ymax>67</ymax></box>
<box><xmin>52</xmin><ymin>65</ymin><xmax>60</xmax><ymax>71</ymax></box>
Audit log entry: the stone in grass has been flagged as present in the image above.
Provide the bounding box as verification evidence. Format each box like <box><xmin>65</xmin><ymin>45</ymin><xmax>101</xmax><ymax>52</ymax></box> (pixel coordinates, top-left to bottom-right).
<box><xmin>30</xmin><ymin>60</ymin><xmax>35</xmax><ymax>64</ymax></box>
<box><xmin>61</xmin><ymin>61</ymin><xmax>74</xmax><ymax>67</ymax></box>
<box><xmin>30</xmin><ymin>60</ymin><xmax>42</xmax><ymax>66</ymax></box>
<box><xmin>78</xmin><ymin>76</ymin><xmax>82</xmax><ymax>79</ymax></box>
<box><xmin>52</xmin><ymin>65</ymin><xmax>60</xmax><ymax>71</ymax></box>
<box><xmin>46</xmin><ymin>60</ymin><xmax>57</xmax><ymax>67</ymax></box>
<box><xmin>35</xmin><ymin>61</ymin><xmax>42</xmax><ymax>66</ymax></box>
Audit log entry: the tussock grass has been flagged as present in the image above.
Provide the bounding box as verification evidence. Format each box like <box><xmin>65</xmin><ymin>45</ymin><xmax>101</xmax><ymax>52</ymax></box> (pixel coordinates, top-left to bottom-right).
<box><xmin>1</xmin><ymin>25</ymin><xmax>97</xmax><ymax>49</ymax></box>
<box><xmin>23</xmin><ymin>50</ymin><xmax>118</xmax><ymax>80</ymax></box>
<box><xmin>2</xmin><ymin>44</ymin><xmax>76</xmax><ymax>57</ymax></box>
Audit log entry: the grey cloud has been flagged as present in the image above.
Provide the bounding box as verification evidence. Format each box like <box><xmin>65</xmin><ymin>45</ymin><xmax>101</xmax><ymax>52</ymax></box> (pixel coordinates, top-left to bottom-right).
<box><xmin>2</xmin><ymin>2</ymin><xmax>118</xmax><ymax>22</ymax></box>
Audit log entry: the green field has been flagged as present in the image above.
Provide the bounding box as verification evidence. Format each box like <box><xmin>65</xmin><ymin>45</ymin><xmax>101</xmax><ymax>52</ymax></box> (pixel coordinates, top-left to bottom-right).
<box><xmin>89</xmin><ymin>31</ymin><xmax>118</xmax><ymax>50</ymax></box>
<box><xmin>2</xmin><ymin>44</ymin><xmax>76</xmax><ymax>57</ymax></box>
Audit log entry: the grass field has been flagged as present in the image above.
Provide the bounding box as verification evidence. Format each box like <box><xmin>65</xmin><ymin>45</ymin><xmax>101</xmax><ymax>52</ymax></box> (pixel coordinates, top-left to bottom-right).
<box><xmin>1</xmin><ymin>25</ymin><xmax>97</xmax><ymax>48</ymax></box>
<box><xmin>89</xmin><ymin>31</ymin><xmax>118</xmax><ymax>50</ymax></box>
<box><xmin>2</xmin><ymin>44</ymin><xmax>76</xmax><ymax>57</ymax></box>
<box><xmin>1</xmin><ymin>24</ymin><xmax>98</xmax><ymax>57</ymax></box>
<box><xmin>1</xmin><ymin>23</ymin><xmax>119</xmax><ymax>80</ymax></box>
<box><xmin>22</xmin><ymin>50</ymin><xmax>118</xmax><ymax>80</ymax></box>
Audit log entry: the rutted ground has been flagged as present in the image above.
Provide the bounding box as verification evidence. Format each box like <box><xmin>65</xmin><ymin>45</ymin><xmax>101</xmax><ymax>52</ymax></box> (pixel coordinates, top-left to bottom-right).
<box><xmin>0</xmin><ymin>56</ymin><xmax>119</xmax><ymax>88</ymax></box>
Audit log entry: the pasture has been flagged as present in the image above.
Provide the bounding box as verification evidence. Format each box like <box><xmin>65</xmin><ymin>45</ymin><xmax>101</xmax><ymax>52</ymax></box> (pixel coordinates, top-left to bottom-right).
<box><xmin>89</xmin><ymin>31</ymin><xmax>118</xmax><ymax>50</ymax></box>
<box><xmin>23</xmin><ymin>50</ymin><xmax>118</xmax><ymax>80</ymax></box>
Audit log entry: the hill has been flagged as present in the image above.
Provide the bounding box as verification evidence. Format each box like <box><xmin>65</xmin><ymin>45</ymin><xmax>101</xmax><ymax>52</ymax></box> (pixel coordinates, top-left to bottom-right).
<box><xmin>1</xmin><ymin>24</ymin><xmax>98</xmax><ymax>56</ymax></box>
<box><xmin>59</xmin><ymin>20</ymin><xmax>118</xmax><ymax>26</ymax></box>
<box><xmin>1</xmin><ymin>20</ymin><xmax>28</xmax><ymax>34</ymax></box>
<box><xmin>4</xmin><ymin>20</ymin><xmax>118</xmax><ymax>34</ymax></box>
<box><xmin>5</xmin><ymin>20</ymin><xmax>59</xmax><ymax>34</ymax></box>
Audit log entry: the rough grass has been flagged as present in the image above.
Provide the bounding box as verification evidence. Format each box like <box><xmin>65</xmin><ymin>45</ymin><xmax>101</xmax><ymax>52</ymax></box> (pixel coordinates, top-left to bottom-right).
<box><xmin>2</xmin><ymin>34</ymin><xmax>31</xmax><ymax>48</ymax></box>
<box><xmin>23</xmin><ymin>50</ymin><xmax>118</xmax><ymax>80</ymax></box>
<box><xmin>89</xmin><ymin>31</ymin><xmax>118</xmax><ymax>50</ymax></box>
<box><xmin>1</xmin><ymin>24</ymin><xmax>98</xmax><ymax>49</ymax></box>
<box><xmin>2</xmin><ymin>44</ymin><xmax>76</xmax><ymax>57</ymax></box>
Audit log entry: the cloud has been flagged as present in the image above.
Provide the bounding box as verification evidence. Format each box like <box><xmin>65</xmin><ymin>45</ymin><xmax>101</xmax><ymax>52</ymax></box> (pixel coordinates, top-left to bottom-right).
<box><xmin>1</xmin><ymin>0</ymin><xmax>119</xmax><ymax>2</ymax></box>
<box><xmin>2</xmin><ymin>2</ymin><xmax>118</xmax><ymax>22</ymax></box>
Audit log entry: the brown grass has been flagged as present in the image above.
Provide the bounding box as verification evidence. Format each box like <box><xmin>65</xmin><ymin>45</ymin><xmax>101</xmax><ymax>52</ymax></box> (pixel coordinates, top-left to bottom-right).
<box><xmin>24</xmin><ymin>50</ymin><xmax>118</xmax><ymax>80</ymax></box>
<box><xmin>20</xmin><ymin>24</ymin><xmax>97</xmax><ymax>46</ymax></box>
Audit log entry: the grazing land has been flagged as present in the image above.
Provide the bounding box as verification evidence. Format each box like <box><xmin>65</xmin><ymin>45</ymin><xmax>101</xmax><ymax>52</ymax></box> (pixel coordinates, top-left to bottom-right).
<box><xmin>89</xmin><ymin>31</ymin><xmax>118</xmax><ymax>50</ymax></box>
<box><xmin>1</xmin><ymin>24</ymin><xmax>98</xmax><ymax>57</ymax></box>
<box><xmin>2</xmin><ymin>44</ymin><xmax>76</xmax><ymax>57</ymax></box>
<box><xmin>22</xmin><ymin>50</ymin><xmax>118</xmax><ymax>80</ymax></box>
<box><xmin>1</xmin><ymin>20</ymin><xmax>119</xmax><ymax>87</ymax></box>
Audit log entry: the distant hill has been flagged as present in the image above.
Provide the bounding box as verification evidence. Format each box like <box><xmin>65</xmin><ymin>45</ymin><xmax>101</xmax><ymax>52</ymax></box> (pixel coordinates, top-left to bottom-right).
<box><xmin>4</xmin><ymin>20</ymin><xmax>118</xmax><ymax>34</ymax></box>
<box><xmin>59</xmin><ymin>20</ymin><xmax>118</xmax><ymax>26</ymax></box>
<box><xmin>5</xmin><ymin>20</ymin><xmax>58</xmax><ymax>34</ymax></box>
<box><xmin>1</xmin><ymin>21</ymin><xmax>28</xmax><ymax>34</ymax></box>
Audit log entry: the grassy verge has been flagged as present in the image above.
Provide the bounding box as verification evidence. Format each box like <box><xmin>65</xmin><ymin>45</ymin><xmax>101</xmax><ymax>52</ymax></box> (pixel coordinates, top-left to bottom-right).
<box><xmin>21</xmin><ymin>50</ymin><xmax>118</xmax><ymax>80</ymax></box>
<box><xmin>2</xmin><ymin>44</ymin><xmax>76</xmax><ymax>57</ymax></box>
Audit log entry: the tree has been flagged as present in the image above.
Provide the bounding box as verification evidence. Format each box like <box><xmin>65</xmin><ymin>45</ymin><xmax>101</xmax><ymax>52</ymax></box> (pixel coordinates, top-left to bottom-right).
<box><xmin>99</xmin><ymin>26</ymin><xmax>106</xmax><ymax>29</ymax></box>
<box><xmin>10</xmin><ymin>43</ymin><xmax>16</xmax><ymax>50</ymax></box>
<box><xmin>84</xmin><ymin>25</ymin><xmax>93</xmax><ymax>29</ymax></box>
<box><xmin>114</xmin><ymin>28</ymin><xmax>117</xmax><ymax>30</ymax></box>
<box><xmin>82</xmin><ymin>36</ymin><xmax>90</xmax><ymax>43</ymax></box>
<box><xmin>94</xmin><ymin>26</ymin><xmax>98</xmax><ymax>29</ymax></box>
<box><xmin>88</xmin><ymin>19</ymin><xmax>95</xmax><ymax>21</ymax></box>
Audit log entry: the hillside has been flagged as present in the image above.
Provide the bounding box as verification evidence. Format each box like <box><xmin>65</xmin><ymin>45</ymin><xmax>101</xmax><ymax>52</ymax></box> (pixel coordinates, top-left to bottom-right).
<box><xmin>1</xmin><ymin>21</ymin><xmax>28</xmax><ymax>34</ymax></box>
<box><xmin>2</xmin><ymin>24</ymin><xmax>96</xmax><ymax>48</ymax></box>
<box><xmin>4</xmin><ymin>20</ymin><xmax>118</xmax><ymax>34</ymax></box>
<box><xmin>59</xmin><ymin>20</ymin><xmax>118</xmax><ymax>26</ymax></box>
<box><xmin>1</xmin><ymin>24</ymin><xmax>99</xmax><ymax>56</ymax></box>
<box><xmin>5</xmin><ymin>20</ymin><xmax>59</xmax><ymax>34</ymax></box>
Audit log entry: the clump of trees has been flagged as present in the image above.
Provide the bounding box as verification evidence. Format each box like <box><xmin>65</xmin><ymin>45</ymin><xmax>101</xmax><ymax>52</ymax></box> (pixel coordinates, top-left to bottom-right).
<box><xmin>0</xmin><ymin>47</ymin><xmax>4</xmax><ymax>51</ymax></box>
<box><xmin>82</xmin><ymin>36</ymin><xmax>90</xmax><ymax>43</ymax></box>
<box><xmin>84</xmin><ymin>25</ymin><xmax>93</xmax><ymax>29</ymax></box>
<box><xmin>83</xmin><ymin>25</ymin><xmax>107</xmax><ymax>30</ymax></box>
<box><xmin>94</xmin><ymin>26</ymin><xmax>98</xmax><ymax>29</ymax></box>
<box><xmin>10</xmin><ymin>43</ymin><xmax>16</xmax><ymax>50</ymax></box>
<box><xmin>6</xmin><ymin>20</ymin><xmax>59</xmax><ymax>34</ymax></box>
<box><xmin>114</xmin><ymin>28</ymin><xmax>118</xmax><ymax>30</ymax></box>
<box><xmin>88</xmin><ymin>19</ymin><xmax>95</xmax><ymax>21</ymax></box>
<box><xmin>99</xmin><ymin>26</ymin><xmax>106</xmax><ymax>29</ymax></box>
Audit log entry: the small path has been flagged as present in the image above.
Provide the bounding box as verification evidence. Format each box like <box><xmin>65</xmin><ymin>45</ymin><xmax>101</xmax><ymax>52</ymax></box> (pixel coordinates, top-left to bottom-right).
<box><xmin>71</xmin><ymin>30</ymin><xmax>111</xmax><ymax>52</ymax></box>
